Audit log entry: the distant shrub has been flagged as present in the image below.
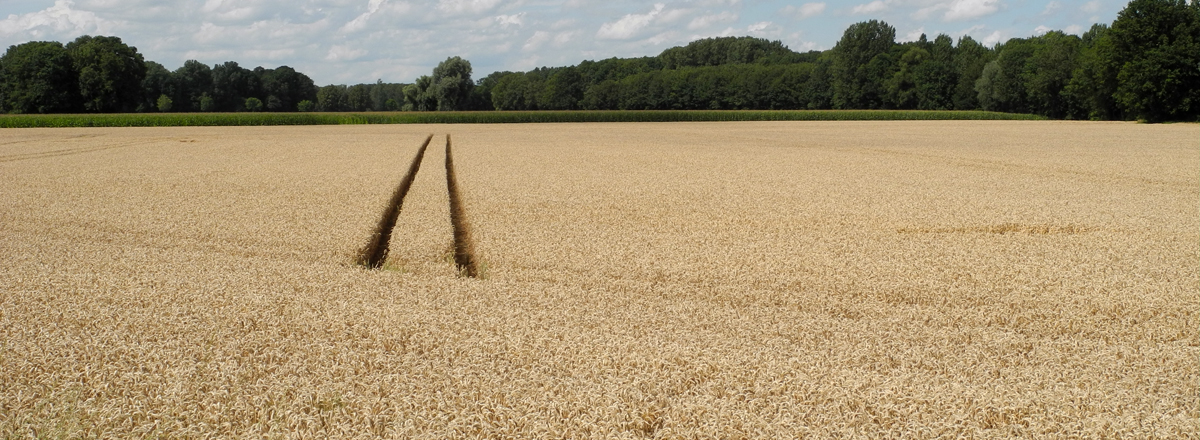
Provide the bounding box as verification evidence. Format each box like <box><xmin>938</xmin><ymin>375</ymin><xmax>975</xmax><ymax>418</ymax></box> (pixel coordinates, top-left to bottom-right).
<box><xmin>199</xmin><ymin>94</ymin><xmax>215</xmax><ymax>112</ymax></box>
<box><xmin>245</xmin><ymin>97</ymin><xmax>263</xmax><ymax>112</ymax></box>
<box><xmin>156</xmin><ymin>94</ymin><xmax>173</xmax><ymax>113</ymax></box>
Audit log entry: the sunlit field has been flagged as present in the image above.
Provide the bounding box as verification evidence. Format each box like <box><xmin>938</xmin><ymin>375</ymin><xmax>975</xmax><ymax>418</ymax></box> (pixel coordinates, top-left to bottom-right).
<box><xmin>1</xmin><ymin>121</ymin><xmax>1195</xmax><ymax>438</ymax></box>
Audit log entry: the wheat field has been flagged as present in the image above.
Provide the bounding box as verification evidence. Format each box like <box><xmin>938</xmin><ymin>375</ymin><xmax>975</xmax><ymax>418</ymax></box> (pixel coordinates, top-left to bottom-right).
<box><xmin>0</xmin><ymin>121</ymin><xmax>1195</xmax><ymax>438</ymax></box>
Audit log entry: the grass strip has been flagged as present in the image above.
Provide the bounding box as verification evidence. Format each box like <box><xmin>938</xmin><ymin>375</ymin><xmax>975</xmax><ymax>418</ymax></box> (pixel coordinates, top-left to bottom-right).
<box><xmin>356</xmin><ymin>134</ymin><xmax>433</xmax><ymax>269</ymax></box>
<box><xmin>444</xmin><ymin>134</ymin><xmax>480</xmax><ymax>278</ymax></box>
<box><xmin>0</xmin><ymin>110</ymin><xmax>1046</xmax><ymax>127</ymax></box>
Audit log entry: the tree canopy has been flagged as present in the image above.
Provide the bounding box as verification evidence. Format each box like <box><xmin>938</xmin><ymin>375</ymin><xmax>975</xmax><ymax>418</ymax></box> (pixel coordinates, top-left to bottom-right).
<box><xmin>0</xmin><ymin>0</ymin><xmax>1195</xmax><ymax>121</ymax></box>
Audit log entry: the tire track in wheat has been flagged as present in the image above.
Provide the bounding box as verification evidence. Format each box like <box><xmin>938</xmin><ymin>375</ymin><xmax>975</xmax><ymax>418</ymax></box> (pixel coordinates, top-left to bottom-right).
<box><xmin>444</xmin><ymin>134</ymin><xmax>480</xmax><ymax>277</ymax></box>
<box><xmin>0</xmin><ymin>140</ymin><xmax>158</xmax><ymax>163</ymax></box>
<box><xmin>356</xmin><ymin>134</ymin><xmax>432</xmax><ymax>268</ymax></box>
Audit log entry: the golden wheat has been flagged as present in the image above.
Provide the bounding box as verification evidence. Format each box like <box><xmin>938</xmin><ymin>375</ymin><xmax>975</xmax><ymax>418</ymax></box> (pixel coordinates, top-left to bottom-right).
<box><xmin>0</xmin><ymin>121</ymin><xmax>1195</xmax><ymax>438</ymax></box>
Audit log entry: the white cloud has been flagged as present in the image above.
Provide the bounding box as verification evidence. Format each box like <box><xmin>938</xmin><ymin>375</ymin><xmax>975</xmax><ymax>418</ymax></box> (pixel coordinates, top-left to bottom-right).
<box><xmin>437</xmin><ymin>0</ymin><xmax>500</xmax><ymax>15</ymax></box>
<box><xmin>522</xmin><ymin>30</ymin><xmax>549</xmax><ymax>51</ymax></box>
<box><xmin>659</xmin><ymin>8</ymin><xmax>692</xmax><ymax>25</ymax></box>
<box><xmin>326</xmin><ymin>44</ymin><xmax>368</xmax><ymax>61</ymax></box>
<box><xmin>553</xmin><ymin>31</ymin><xmax>576</xmax><ymax>46</ymax></box>
<box><xmin>341</xmin><ymin>14</ymin><xmax>372</xmax><ymax>33</ymax></box>
<box><xmin>199</xmin><ymin>0</ymin><xmax>258</xmax><ymax>22</ymax></box>
<box><xmin>796</xmin><ymin>2</ymin><xmax>825</xmax><ymax>18</ymax></box>
<box><xmin>1033</xmin><ymin>25</ymin><xmax>1051</xmax><ymax>35</ymax></box>
<box><xmin>596</xmin><ymin>3</ymin><xmax>664</xmax><ymax>40</ymax></box>
<box><xmin>549</xmin><ymin>19</ymin><xmax>575</xmax><ymax>30</ymax></box>
<box><xmin>243</xmin><ymin>48</ymin><xmax>296</xmax><ymax>60</ymax></box>
<box><xmin>981</xmin><ymin>30</ymin><xmax>1004</xmax><ymax>46</ymax></box>
<box><xmin>1042</xmin><ymin>1</ymin><xmax>1061</xmax><ymax>15</ymax></box>
<box><xmin>1064</xmin><ymin>24</ymin><xmax>1082</xmax><ymax>34</ymax></box>
<box><xmin>688</xmin><ymin>12</ymin><xmax>736</xmax><ymax>30</ymax></box>
<box><xmin>901</xmin><ymin>27</ymin><xmax>925</xmax><ymax>42</ymax></box>
<box><xmin>944</xmin><ymin>0</ymin><xmax>1001</xmax><ymax>21</ymax></box>
<box><xmin>1082</xmin><ymin>1</ymin><xmax>1101</xmax><ymax>13</ymax></box>
<box><xmin>495</xmin><ymin>13</ymin><xmax>524</xmax><ymax>28</ymax></box>
<box><xmin>0</xmin><ymin>0</ymin><xmax>115</xmax><ymax>39</ymax></box>
<box><xmin>747</xmin><ymin>21</ymin><xmax>771</xmax><ymax>33</ymax></box>
<box><xmin>852</xmin><ymin>1</ymin><xmax>889</xmax><ymax>15</ymax></box>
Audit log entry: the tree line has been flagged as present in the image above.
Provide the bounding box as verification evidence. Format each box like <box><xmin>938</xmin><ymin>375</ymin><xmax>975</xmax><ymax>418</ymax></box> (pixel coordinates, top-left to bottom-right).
<box><xmin>1</xmin><ymin>0</ymin><xmax>1196</xmax><ymax>121</ymax></box>
<box><xmin>476</xmin><ymin>0</ymin><xmax>1198</xmax><ymax>122</ymax></box>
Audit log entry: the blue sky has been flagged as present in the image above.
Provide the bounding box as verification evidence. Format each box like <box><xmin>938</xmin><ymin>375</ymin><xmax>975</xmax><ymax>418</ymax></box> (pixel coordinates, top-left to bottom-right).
<box><xmin>0</xmin><ymin>0</ymin><xmax>1126</xmax><ymax>85</ymax></box>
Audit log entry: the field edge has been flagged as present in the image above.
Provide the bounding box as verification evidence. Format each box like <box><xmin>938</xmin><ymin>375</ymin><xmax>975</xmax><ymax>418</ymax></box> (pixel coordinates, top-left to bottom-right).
<box><xmin>0</xmin><ymin>110</ymin><xmax>1046</xmax><ymax>128</ymax></box>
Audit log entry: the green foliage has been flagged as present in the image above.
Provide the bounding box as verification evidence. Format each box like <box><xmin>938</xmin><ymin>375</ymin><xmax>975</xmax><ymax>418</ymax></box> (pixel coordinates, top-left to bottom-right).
<box><xmin>1066</xmin><ymin>24</ymin><xmax>1122</xmax><ymax>120</ymax></box>
<box><xmin>259</xmin><ymin>66</ymin><xmax>318</xmax><ymax>112</ymax></box>
<box><xmin>0</xmin><ymin>5</ymin><xmax>1194</xmax><ymax>122</ymax></box>
<box><xmin>156</xmin><ymin>94</ymin><xmax>172</xmax><ymax>112</ymax></box>
<box><xmin>171</xmin><ymin>60</ymin><xmax>212</xmax><ymax>112</ymax></box>
<box><xmin>244</xmin><ymin>97</ymin><xmax>263</xmax><ymax>112</ymax></box>
<box><xmin>1108</xmin><ymin>0</ymin><xmax>1200</xmax><ymax>122</ymax></box>
<box><xmin>952</xmin><ymin>36</ymin><xmax>995</xmax><ymax>110</ymax></box>
<box><xmin>912</xmin><ymin>34</ymin><xmax>958</xmax><ymax>110</ymax></box>
<box><xmin>539</xmin><ymin>67</ymin><xmax>585</xmax><ymax>110</ymax></box>
<box><xmin>0</xmin><ymin>41</ymin><xmax>80</xmax><ymax>113</ymax></box>
<box><xmin>369</xmin><ymin>80</ymin><xmax>408</xmax><ymax>111</ymax></box>
<box><xmin>140</xmin><ymin>61</ymin><xmax>172</xmax><ymax>112</ymax></box>
<box><xmin>430</xmin><ymin>56</ymin><xmax>474</xmax><ymax>111</ymax></box>
<box><xmin>211</xmin><ymin>61</ymin><xmax>260</xmax><ymax>112</ymax></box>
<box><xmin>0</xmin><ymin>110</ymin><xmax>1045</xmax><ymax>128</ymax></box>
<box><xmin>490</xmin><ymin>73</ymin><xmax>538</xmax><ymax>110</ymax></box>
<box><xmin>66</xmin><ymin>35</ymin><xmax>146</xmax><ymax>113</ymax></box>
<box><xmin>1025</xmin><ymin>31</ymin><xmax>1083</xmax><ymax>118</ymax></box>
<box><xmin>831</xmin><ymin>20</ymin><xmax>897</xmax><ymax>109</ymax></box>
<box><xmin>317</xmin><ymin>85</ymin><xmax>348</xmax><ymax>112</ymax></box>
<box><xmin>404</xmin><ymin>76</ymin><xmax>438</xmax><ymax>111</ymax></box>
<box><xmin>976</xmin><ymin>38</ymin><xmax>1036</xmax><ymax>114</ymax></box>
<box><xmin>346</xmin><ymin>84</ymin><xmax>371</xmax><ymax>111</ymax></box>
<box><xmin>198</xmin><ymin>93</ymin><xmax>215</xmax><ymax>112</ymax></box>
<box><xmin>885</xmin><ymin>43</ymin><xmax>930</xmax><ymax>109</ymax></box>
<box><xmin>658</xmin><ymin>36</ymin><xmax>807</xmax><ymax>68</ymax></box>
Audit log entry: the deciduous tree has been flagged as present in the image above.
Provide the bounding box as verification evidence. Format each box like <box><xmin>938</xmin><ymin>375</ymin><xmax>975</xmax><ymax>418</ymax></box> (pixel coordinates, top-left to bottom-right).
<box><xmin>0</xmin><ymin>41</ymin><xmax>80</xmax><ymax>113</ymax></box>
<box><xmin>66</xmin><ymin>35</ymin><xmax>146</xmax><ymax>112</ymax></box>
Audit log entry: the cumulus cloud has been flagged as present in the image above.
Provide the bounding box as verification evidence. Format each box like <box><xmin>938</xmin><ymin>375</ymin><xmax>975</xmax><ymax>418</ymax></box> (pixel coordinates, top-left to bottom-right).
<box><xmin>1042</xmin><ymin>1</ymin><xmax>1061</xmax><ymax>15</ymax></box>
<box><xmin>0</xmin><ymin>0</ymin><xmax>115</xmax><ymax>39</ymax></box>
<box><xmin>688</xmin><ymin>12</ymin><xmax>736</xmax><ymax>30</ymax></box>
<box><xmin>495</xmin><ymin>13</ymin><xmax>524</xmax><ymax>28</ymax></box>
<box><xmin>944</xmin><ymin>0</ymin><xmax>1001</xmax><ymax>21</ymax></box>
<box><xmin>522</xmin><ymin>30</ymin><xmax>549</xmax><ymax>51</ymax></box>
<box><xmin>981</xmin><ymin>29</ymin><xmax>1004</xmax><ymax>46</ymax></box>
<box><xmin>341</xmin><ymin>0</ymin><xmax>388</xmax><ymax>33</ymax></box>
<box><xmin>901</xmin><ymin>27</ymin><xmax>926</xmax><ymax>42</ymax></box>
<box><xmin>554</xmin><ymin>31</ymin><xmax>576</xmax><ymax>46</ymax></box>
<box><xmin>1033</xmin><ymin>25</ymin><xmax>1051</xmax><ymax>35</ymax></box>
<box><xmin>597</xmin><ymin>3</ymin><xmax>665</xmax><ymax>40</ymax></box>
<box><xmin>781</xmin><ymin>3</ymin><xmax>826</xmax><ymax>20</ymax></box>
<box><xmin>326</xmin><ymin>44</ymin><xmax>367</xmax><ymax>61</ymax></box>
<box><xmin>852</xmin><ymin>1</ymin><xmax>889</xmax><ymax>15</ymax></box>
<box><xmin>437</xmin><ymin>0</ymin><xmax>500</xmax><ymax>15</ymax></box>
